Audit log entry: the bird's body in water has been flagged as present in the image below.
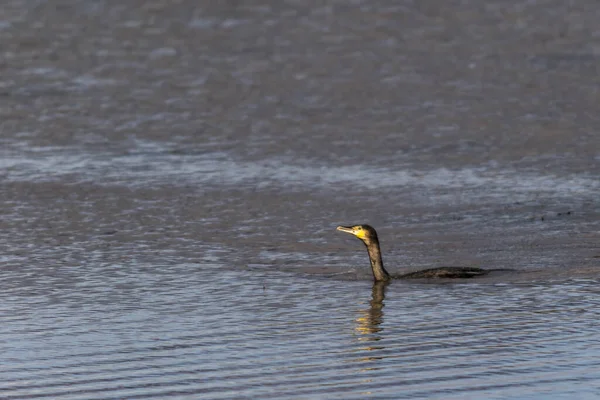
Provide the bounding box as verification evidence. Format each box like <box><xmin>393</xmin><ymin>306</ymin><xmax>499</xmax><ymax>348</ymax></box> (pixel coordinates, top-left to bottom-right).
<box><xmin>336</xmin><ymin>224</ymin><xmax>490</xmax><ymax>282</ymax></box>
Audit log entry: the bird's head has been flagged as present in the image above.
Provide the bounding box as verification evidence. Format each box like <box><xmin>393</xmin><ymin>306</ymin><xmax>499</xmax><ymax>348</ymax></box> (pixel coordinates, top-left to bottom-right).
<box><xmin>336</xmin><ymin>224</ymin><xmax>379</xmax><ymax>244</ymax></box>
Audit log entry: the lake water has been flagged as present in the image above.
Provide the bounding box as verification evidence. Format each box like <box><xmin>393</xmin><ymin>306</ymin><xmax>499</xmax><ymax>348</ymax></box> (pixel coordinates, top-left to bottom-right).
<box><xmin>1</xmin><ymin>0</ymin><xmax>600</xmax><ymax>399</ymax></box>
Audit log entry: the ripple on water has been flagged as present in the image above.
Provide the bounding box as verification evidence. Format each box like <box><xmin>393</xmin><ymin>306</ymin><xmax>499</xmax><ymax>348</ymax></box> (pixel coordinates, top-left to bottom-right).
<box><xmin>1</xmin><ymin>263</ymin><xmax>600</xmax><ymax>399</ymax></box>
<box><xmin>1</xmin><ymin>143</ymin><xmax>598</xmax><ymax>203</ymax></box>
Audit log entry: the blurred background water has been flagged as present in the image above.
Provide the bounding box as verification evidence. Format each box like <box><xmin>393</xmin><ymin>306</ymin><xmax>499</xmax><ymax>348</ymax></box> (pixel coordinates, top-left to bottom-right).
<box><xmin>1</xmin><ymin>0</ymin><xmax>600</xmax><ymax>398</ymax></box>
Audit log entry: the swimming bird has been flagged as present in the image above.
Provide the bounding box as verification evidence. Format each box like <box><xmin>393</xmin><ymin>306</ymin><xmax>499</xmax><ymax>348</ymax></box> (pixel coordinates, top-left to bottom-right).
<box><xmin>336</xmin><ymin>224</ymin><xmax>490</xmax><ymax>281</ymax></box>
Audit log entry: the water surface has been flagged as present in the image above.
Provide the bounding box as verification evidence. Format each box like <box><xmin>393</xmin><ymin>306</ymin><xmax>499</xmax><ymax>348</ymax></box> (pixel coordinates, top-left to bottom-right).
<box><xmin>1</xmin><ymin>0</ymin><xmax>600</xmax><ymax>399</ymax></box>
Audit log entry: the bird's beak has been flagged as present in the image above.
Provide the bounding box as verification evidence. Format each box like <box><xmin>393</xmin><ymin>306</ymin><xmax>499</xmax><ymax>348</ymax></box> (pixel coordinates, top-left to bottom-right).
<box><xmin>336</xmin><ymin>225</ymin><xmax>355</xmax><ymax>235</ymax></box>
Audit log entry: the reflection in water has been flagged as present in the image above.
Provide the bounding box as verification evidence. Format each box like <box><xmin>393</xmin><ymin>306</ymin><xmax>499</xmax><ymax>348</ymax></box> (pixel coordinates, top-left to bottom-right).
<box><xmin>355</xmin><ymin>281</ymin><xmax>387</xmax><ymax>337</ymax></box>
<box><xmin>353</xmin><ymin>282</ymin><xmax>388</xmax><ymax>371</ymax></box>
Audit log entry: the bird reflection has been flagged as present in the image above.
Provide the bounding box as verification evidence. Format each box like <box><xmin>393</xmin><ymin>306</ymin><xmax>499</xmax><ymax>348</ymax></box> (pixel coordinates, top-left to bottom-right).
<box><xmin>355</xmin><ymin>281</ymin><xmax>387</xmax><ymax>337</ymax></box>
<box><xmin>353</xmin><ymin>281</ymin><xmax>388</xmax><ymax>370</ymax></box>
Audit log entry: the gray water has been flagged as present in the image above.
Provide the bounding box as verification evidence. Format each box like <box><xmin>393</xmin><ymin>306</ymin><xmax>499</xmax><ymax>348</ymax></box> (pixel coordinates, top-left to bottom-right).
<box><xmin>2</xmin><ymin>1</ymin><xmax>600</xmax><ymax>399</ymax></box>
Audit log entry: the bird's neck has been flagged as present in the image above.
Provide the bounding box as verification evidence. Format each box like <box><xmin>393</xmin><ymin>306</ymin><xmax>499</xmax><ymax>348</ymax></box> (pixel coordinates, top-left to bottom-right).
<box><xmin>364</xmin><ymin>239</ymin><xmax>391</xmax><ymax>282</ymax></box>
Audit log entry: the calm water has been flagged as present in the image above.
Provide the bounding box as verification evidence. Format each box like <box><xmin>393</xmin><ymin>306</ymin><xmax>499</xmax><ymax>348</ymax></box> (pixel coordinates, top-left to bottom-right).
<box><xmin>1</xmin><ymin>0</ymin><xmax>600</xmax><ymax>399</ymax></box>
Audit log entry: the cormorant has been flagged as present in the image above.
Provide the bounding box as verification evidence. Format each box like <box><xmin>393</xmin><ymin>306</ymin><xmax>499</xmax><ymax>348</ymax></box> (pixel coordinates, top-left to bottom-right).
<box><xmin>337</xmin><ymin>224</ymin><xmax>490</xmax><ymax>281</ymax></box>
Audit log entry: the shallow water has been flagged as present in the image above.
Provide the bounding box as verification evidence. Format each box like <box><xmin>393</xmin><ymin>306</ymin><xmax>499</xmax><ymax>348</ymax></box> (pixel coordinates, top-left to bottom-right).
<box><xmin>3</xmin><ymin>267</ymin><xmax>600</xmax><ymax>399</ymax></box>
<box><xmin>1</xmin><ymin>0</ymin><xmax>600</xmax><ymax>399</ymax></box>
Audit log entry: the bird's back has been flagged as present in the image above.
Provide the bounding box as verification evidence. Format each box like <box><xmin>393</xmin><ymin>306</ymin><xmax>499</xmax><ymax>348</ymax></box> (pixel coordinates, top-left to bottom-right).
<box><xmin>396</xmin><ymin>266</ymin><xmax>488</xmax><ymax>279</ymax></box>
